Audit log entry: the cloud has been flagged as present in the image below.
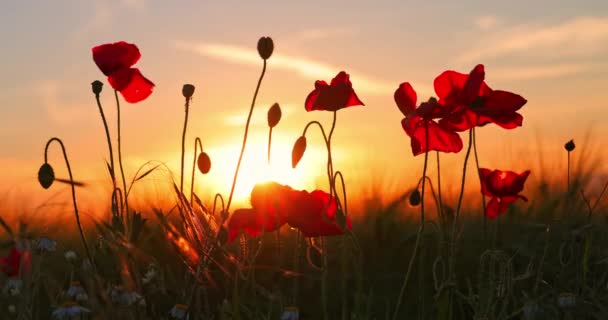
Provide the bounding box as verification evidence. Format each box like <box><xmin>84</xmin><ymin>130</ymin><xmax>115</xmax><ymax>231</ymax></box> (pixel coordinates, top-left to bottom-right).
<box><xmin>492</xmin><ymin>63</ymin><xmax>599</xmax><ymax>81</ymax></box>
<box><xmin>38</xmin><ymin>81</ymin><xmax>89</xmax><ymax>125</ymax></box>
<box><xmin>71</xmin><ymin>0</ymin><xmax>146</xmax><ymax>40</ymax></box>
<box><xmin>459</xmin><ymin>16</ymin><xmax>608</xmax><ymax>62</ymax></box>
<box><xmin>474</xmin><ymin>15</ymin><xmax>500</xmax><ymax>30</ymax></box>
<box><xmin>292</xmin><ymin>27</ymin><xmax>355</xmax><ymax>41</ymax></box>
<box><xmin>71</xmin><ymin>2</ymin><xmax>112</xmax><ymax>41</ymax></box>
<box><xmin>174</xmin><ymin>41</ymin><xmax>432</xmax><ymax>96</ymax></box>
<box><xmin>223</xmin><ymin>103</ymin><xmax>295</xmax><ymax>127</ymax></box>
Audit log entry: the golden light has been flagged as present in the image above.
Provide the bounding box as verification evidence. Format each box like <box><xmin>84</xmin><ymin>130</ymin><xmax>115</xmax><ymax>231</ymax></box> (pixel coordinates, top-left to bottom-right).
<box><xmin>199</xmin><ymin>134</ymin><xmax>328</xmax><ymax>206</ymax></box>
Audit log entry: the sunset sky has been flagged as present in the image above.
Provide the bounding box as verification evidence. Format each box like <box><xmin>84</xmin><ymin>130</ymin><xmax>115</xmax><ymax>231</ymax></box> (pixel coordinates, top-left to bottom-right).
<box><xmin>1</xmin><ymin>0</ymin><xmax>607</xmax><ymax>218</ymax></box>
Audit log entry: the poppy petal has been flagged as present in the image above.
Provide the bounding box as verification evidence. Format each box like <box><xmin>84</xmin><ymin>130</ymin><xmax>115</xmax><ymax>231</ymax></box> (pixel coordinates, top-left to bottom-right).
<box><xmin>485</xmin><ymin>197</ymin><xmax>501</xmax><ymax>219</ymax></box>
<box><xmin>462</xmin><ymin>64</ymin><xmax>485</xmax><ymax>103</ymax></box>
<box><xmin>305</xmin><ymin>72</ymin><xmax>363</xmax><ymax>111</ymax></box>
<box><xmin>434</xmin><ymin>70</ymin><xmax>468</xmax><ymax>106</ymax></box>
<box><xmin>394</xmin><ymin>82</ymin><xmax>417</xmax><ymax>116</ymax></box>
<box><xmin>108</xmin><ymin>68</ymin><xmax>155</xmax><ymax>103</ymax></box>
<box><xmin>92</xmin><ymin>41</ymin><xmax>141</xmax><ymax>76</ymax></box>
<box><xmin>305</xmin><ymin>81</ymin><xmax>327</xmax><ymax>111</ymax></box>
<box><xmin>402</xmin><ymin>117</ymin><xmax>463</xmax><ymax>156</ymax></box>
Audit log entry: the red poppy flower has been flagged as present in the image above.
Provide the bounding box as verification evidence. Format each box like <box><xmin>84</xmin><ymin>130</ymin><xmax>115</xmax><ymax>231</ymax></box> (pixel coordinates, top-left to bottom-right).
<box><xmin>434</xmin><ymin>64</ymin><xmax>527</xmax><ymax>131</ymax></box>
<box><xmin>226</xmin><ymin>182</ymin><xmax>352</xmax><ymax>241</ymax></box>
<box><xmin>108</xmin><ymin>68</ymin><xmax>155</xmax><ymax>103</ymax></box>
<box><xmin>1</xmin><ymin>247</ymin><xmax>30</xmax><ymax>277</ymax></box>
<box><xmin>286</xmin><ymin>190</ymin><xmax>352</xmax><ymax>237</ymax></box>
<box><xmin>305</xmin><ymin>71</ymin><xmax>364</xmax><ymax>112</ymax></box>
<box><xmin>92</xmin><ymin>41</ymin><xmax>154</xmax><ymax>103</ymax></box>
<box><xmin>479</xmin><ymin>168</ymin><xmax>530</xmax><ymax>219</ymax></box>
<box><xmin>92</xmin><ymin>41</ymin><xmax>141</xmax><ymax>76</ymax></box>
<box><xmin>226</xmin><ymin>182</ymin><xmax>292</xmax><ymax>242</ymax></box>
<box><xmin>395</xmin><ymin>82</ymin><xmax>463</xmax><ymax>156</ymax></box>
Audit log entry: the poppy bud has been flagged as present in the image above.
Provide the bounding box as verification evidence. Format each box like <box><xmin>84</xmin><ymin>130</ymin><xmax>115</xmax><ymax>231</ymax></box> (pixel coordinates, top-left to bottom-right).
<box><xmin>38</xmin><ymin>163</ymin><xmax>55</xmax><ymax>189</ymax></box>
<box><xmin>257</xmin><ymin>37</ymin><xmax>274</xmax><ymax>60</ymax></box>
<box><xmin>182</xmin><ymin>84</ymin><xmax>195</xmax><ymax>99</ymax></box>
<box><xmin>197</xmin><ymin>152</ymin><xmax>211</xmax><ymax>174</ymax></box>
<box><xmin>291</xmin><ymin>136</ymin><xmax>307</xmax><ymax>168</ymax></box>
<box><xmin>564</xmin><ymin>139</ymin><xmax>575</xmax><ymax>152</ymax></box>
<box><xmin>267</xmin><ymin>103</ymin><xmax>282</xmax><ymax>128</ymax></box>
<box><xmin>91</xmin><ymin>80</ymin><xmax>103</xmax><ymax>96</ymax></box>
<box><xmin>409</xmin><ymin>189</ymin><xmax>421</xmax><ymax>206</ymax></box>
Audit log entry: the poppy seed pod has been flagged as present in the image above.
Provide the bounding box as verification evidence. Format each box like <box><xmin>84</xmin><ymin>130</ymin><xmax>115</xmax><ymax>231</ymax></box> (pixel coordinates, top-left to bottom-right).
<box><xmin>257</xmin><ymin>37</ymin><xmax>274</xmax><ymax>60</ymax></box>
<box><xmin>38</xmin><ymin>163</ymin><xmax>55</xmax><ymax>189</ymax></box>
<box><xmin>182</xmin><ymin>84</ymin><xmax>195</xmax><ymax>99</ymax></box>
<box><xmin>291</xmin><ymin>136</ymin><xmax>307</xmax><ymax>169</ymax></box>
<box><xmin>564</xmin><ymin>139</ymin><xmax>575</xmax><ymax>152</ymax></box>
<box><xmin>91</xmin><ymin>80</ymin><xmax>103</xmax><ymax>96</ymax></box>
<box><xmin>409</xmin><ymin>189</ymin><xmax>421</xmax><ymax>206</ymax></box>
<box><xmin>197</xmin><ymin>152</ymin><xmax>211</xmax><ymax>174</ymax></box>
<box><xmin>267</xmin><ymin>103</ymin><xmax>282</xmax><ymax>128</ymax></box>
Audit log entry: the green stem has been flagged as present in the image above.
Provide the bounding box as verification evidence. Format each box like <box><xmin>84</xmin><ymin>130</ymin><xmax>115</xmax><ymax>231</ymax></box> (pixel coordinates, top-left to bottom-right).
<box><xmin>181</xmin><ymin>97</ymin><xmax>191</xmax><ymax>197</ymax></box>
<box><xmin>225</xmin><ymin>59</ymin><xmax>267</xmax><ymax>215</ymax></box>
<box><xmin>322</xmin><ymin>238</ymin><xmax>329</xmax><ymax>320</ymax></box>
<box><xmin>44</xmin><ymin>138</ymin><xmax>95</xmax><ymax>272</ymax></box>
<box><xmin>393</xmin><ymin>122</ymin><xmax>429</xmax><ymax>320</ymax></box>
<box><xmin>448</xmin><ymin>129</ymin><xmax>473</xmax><ymax>293</ymax></box>
<box><xmin>472</xmin><ymin>129</ymin><xmax>487</xmax><ymax>242</ymax></box>
<box><xmin>94</xmin><ymin>94</ymin><xmax>116</xmax><ymax>188</ymax></box>
<box><xmin>114</xmin><ymin>90</ymin><xmax>130</xmax><ymax>227</ymax></box>
<box><xmin>436</xmin><ymin>151</ymin><xmax>444</xmax><ymax>222</ymax></box>
<box><xmin>267</xmin><ymin>127</ymin><xmax>273</xmax><ymax>165</ymax></box>
<box><xmin>190</xmin><ymin>137</ymin><xmax>203</xmax><ymax>206</ymax></box>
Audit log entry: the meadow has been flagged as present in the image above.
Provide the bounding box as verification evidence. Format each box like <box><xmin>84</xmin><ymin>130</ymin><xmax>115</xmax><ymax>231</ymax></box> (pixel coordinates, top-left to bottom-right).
<box><xmin>1</xmin><ymin>37</ymin><xmax>608</xmax><ymax>320</ymax></box>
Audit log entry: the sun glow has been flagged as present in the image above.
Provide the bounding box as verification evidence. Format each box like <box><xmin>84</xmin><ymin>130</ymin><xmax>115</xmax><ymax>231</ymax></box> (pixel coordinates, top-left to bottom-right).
<box><xmin>195</xmin><ymin>136</ymin><xmax>327</xmax><ymax>206</ymax></box>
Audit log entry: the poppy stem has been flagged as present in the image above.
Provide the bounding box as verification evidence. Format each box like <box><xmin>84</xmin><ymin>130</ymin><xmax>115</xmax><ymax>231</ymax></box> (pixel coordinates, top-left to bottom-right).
<box><xmin>226</xmin><ymin>59</ymin><xmax>267</xmax><ymax>216</ymax></box>
<box><xmin>436</xmin><ymin>151</ymin><xmax>444</xmax><ymax>222</ymax></box>
<box><xmin>393</xmin><ymin>122</ymin><xmax>429</xmax><ymax>320</ymax></box>
<box><xmin>181</xmin><ymin>96</ymin><xmax>191</xmax><ymax>198</ymax></box>
<box><xmin>449</xmin><ymin>128</ymin><xmax>473</xmax><ymax>290</ymax></box>
<box><xmin>567</xmin><ymin>151</ymin><xmax>571</xmax><ymax>195</ymax></box>
<box><xmin>114</xmin><ymin>90</ymin><xmax>130</xmax><ymax>230</ymax></box>
<box><xmin>453</xmin><ymin>129</ymin><xmax>473</xmax><ymax>225</ymax></box>
<box><xmin>267</xmin><ymin>127</ymin><xmax>273</xmax><ymax>165</ymax></box>
<box><xmin>93</xmin><ymin>93</ymin><xmax>117</xmax><ymax>193</ymax></box>
<box><xmin>44</xmin><ymin>138</ymin><xmax>96</xmax><ymax>273</ymax></box>
<box><xmin>472</xmin><ymin>129</ymin><xmax>487</xmax><ymax>242</ymax></box>
<box><xmin>321</xmin><ymin>238</ymin><xmax>329</xmax><ymax>320</ymax></box>
<box><xmin>190</xmin><ymin>137</ymin><xmax>203</xmax><ymax>206</ymax></box>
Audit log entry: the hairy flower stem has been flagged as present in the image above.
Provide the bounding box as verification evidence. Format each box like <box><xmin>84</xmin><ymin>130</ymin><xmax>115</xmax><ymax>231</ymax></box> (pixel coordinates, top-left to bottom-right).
<box><xmin>114</xmin><ymin>90</ymin><xmax>130</xmax><ymax>228</ymax></box>
<box><xmin>94</xmin><ymin>94</ymin><xmax>117</xmax><ymax>198</ymax></box>
<box><xmin>393</xmin><ymin>123</ymin><xmax>429</xmax><ymax>320</ymax></box>
<box><xmin>267</xmin><ymin>127</ymin><xmax>273</xmax><ymax>165</ymax></box>
<box><xmin>180</xmin><ymin>96</ymin><xmax>191</xmax><ymax>198</ymax></box>
<box><xmin>321</xmin><ymin>238</ymin><xmax>329</xmax><ymax>320</ymax></box>
<box><xmin>448</xmin><ymin>129</ymin><xmax>473</xmax><ymax>296</ymax></box>
<box><xmin>190</xmin><ymin>137</ymin><xmax>204</xmax><ymax>205</ymax></box>
<box><xmin>226</xmin><ymin>59</ymin><xmax>267</xmax><ymax>215</ymax></box>
<box><xmin>472</xmin><ymin>129</ymin><xmax>487</xmax><ymax>241</ymax></box>
<box><xmin>436</xmin><ymin>151</ymin><xmax>444</xmax><ymax>222</ymax></box>
<box><xmin>567</xmin><ymin>150</ymin><xmax>571</xmax><ymax>195</ymax></box>
<box><xmin>44</xmin><ymin>138</ymin><xmax>95</xmax><ymax>272</ymax></box>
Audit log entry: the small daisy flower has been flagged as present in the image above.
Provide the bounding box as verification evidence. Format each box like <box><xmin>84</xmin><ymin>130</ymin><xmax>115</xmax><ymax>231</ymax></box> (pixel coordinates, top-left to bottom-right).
<box><xmin>169</xmin><ymin>304</ymin><xmax>189</xmax><ymax>319</ymax></box>
<box><xmin>52</xmin><ymin>301</ymin><xmax>91</xmax><ymax>320</ymax></box>
<box><xmin>2</xmin><ymin>278</ymin><xmax>23</xmax><ymax>296</ymax></box>
<box><xmin>64</xmin><ymin>251</ymin><xmax>78</xmax><ymax>262</ymax></box>
<box><xmin>66</xmin><ymin>281</ymin><xmax>88</xmax><ymax>302</ymax></box>
<box><xmin>37</xmin><ymin>237</ymin><xmax>57</xmax><ymax>252</ymax></box>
